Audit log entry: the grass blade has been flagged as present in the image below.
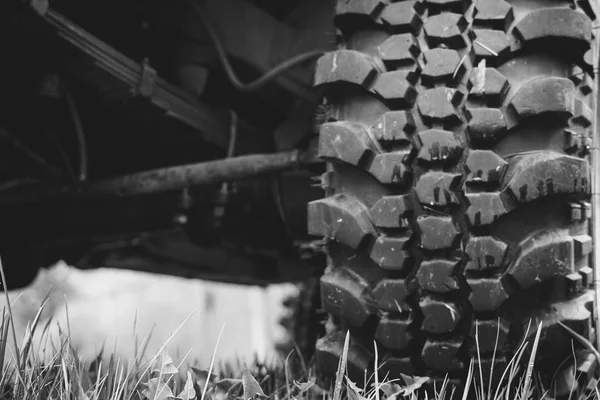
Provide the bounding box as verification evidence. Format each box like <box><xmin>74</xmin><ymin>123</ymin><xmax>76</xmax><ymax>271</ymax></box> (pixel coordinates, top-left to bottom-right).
<box><xmin>462</xmin><ymin>359</ymin><xmax>474</xmax><ymax>400</ymax></box>
<box><xmin>20</xmin><ymin>296</ymin><xmax>50</xmax><ymax>371</ymax></box>
<box><xmin>522</xmin><ymin>322</ymin><xmax>542</xmax><ymax>400</ymax></box>
<box><xmin>557</xmin><ymin>321</ymin><xmax>600</xmax><ymax>363</ymax></box>
<box><xmin>373</xmin><ymin>340</ymin><xmax>380</xmax><ymax>400</ymax></box>
<box><xmin>333</xmin><ymin>331</ymin><xmax>350</xmax><ymax>400</ymax></box>
<box><xmin>201</xmin><ymin>323</ymin><xmax>226</xmax><ymax>400</ymax></box>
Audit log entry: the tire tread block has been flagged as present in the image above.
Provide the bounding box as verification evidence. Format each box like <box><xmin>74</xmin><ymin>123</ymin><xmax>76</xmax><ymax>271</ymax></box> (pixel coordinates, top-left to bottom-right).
<box><xmin>418</xmin><ymin>215</ymin><xmax>461</xmax><ymax>250</ymax></box>
<box><xmin>505</xmin><ymin>229</ymin><xmax>574</xmax><ymax>290</ymax></box>
<box><xmin>308</xmin><ymin>194</ymin><xmax>376</xmax><ymax>249</ymax></box>
<box><xmin>573</xmin><ymin>234</ymin><xmax>593</xmax><ymax>257</ymax></box>
<box><xmin>422</xmin><ymin>48</ymin><xmax>464</xmax><ymax>85</ymax></box>
<box><xmin>465</xmin><ymin>150</ymin><xmax>508</xmax><ymax>185</ymax></box>
<box><xmin>424</xmin><ymin>13</ymin><xmax>468</xmax><ymax>48</ymax></box>
<box><xmin>370</xmin><ymin>194</ymin><xmax>413</xmax><ymax>228</ymax></box>
<box><xmin>473</xmin><ymin>0</ymin><xmax>514</xmax><ymax>30</ymax></box>
<box><xmin>507</xmin><ymin>77</ymin><xmax>576</xmax><ymax>126</ymax></box>
<box><xmin>467</xmin><ymin>278</ymin><xmax>510</xmax><ymax>312</ymax></box>
<box><xmin>372</xmin><ymin>70</ymin><xmax>419</xmax><ymax>106</ymax></box>
<box><xmin>370</xmin><ymin>235</ymin><xmax>413</xmax><ymax>271</ymax></box>
<box><xmin>416</xmin><ymin>129</ymin><xmax>463</xmax><ymax>164</ymax></box>
<box><xmin>465</xmin><ymin>192</ymin><xmax>511</xmax><ymax>226</ymax></box>
<box><xmin>380</xmin><ymin>1</ymin><xmax>425</xmax><ymax>34</ymax></box>
<box><xmin>420</xmin><ymin>297</ymin><xmax>463</xmax><ymax>334</ymax></box>
<box><xmin>467</xmin><ymin>107</ymin><xmax>508</xmax><ymax>143</ymax></box>
<box><xmin>417</xmin><ymin>259</ymin><xmax>461</xmax><ymax>293</ymax></box>
<box><xmin>318</xmin><ymin>121</ymin><xmax>377</xmax><ymax>167</ymax></box>
<box><xmin>368</xmin><ymin>152</ymin><xmax>413</xmax><ymax>185</ymax></box>
<box><xmin>473</xmin><ymin>29</ymin><xmax>511</xmax><ymax>60</ymax></box>
<box><xmin>373</xmin><ymin>278</ymin><xmax>416</xmax><ymax>312</ymax></box>
<box><xmin>375</xmin><ymin>316</ymin><xmax>413</xmax><ymax>350</ymax></box>
<box><xmin>415</xmin><ymin>171</ymin><xmax>462</xmax><ymax>207</ymax></box>
<box><xmin>502</xmin><ymin>151</ymin><xmax>590</xmax><ymax>204</ymax></box>
<box><xmin>315</xmin><ymin>50</ymin><xmax>380</xmax><ymax>88</ymax></box>
<box><xmin>465</xmin><ymin>236</ymin><xmax>508</xmax><ymax>272</ymax></box>
<box><xmin>321</xmin><ymin>267</ymin><xmax>377</xmax><ymax>327</ymax></box>
<box><xmin>371</xmin><ymin>111</ymin><xmax>415</xmax><ymax>143</ymax></box>
<box><xmin>422</xmin><ymin>339</ymin><xmax>465</xmax><ymax>371</ymax></box>
<box><xmin>512</xmin><ymin>8</ymin><xmax>592</xmax><ymax>46</ymax></box>
<box><xmin>417</xmin><ymin>88</ymin><xmax>462</xmax><ymax>125</ymax></box>
<box><xmin>378</xmin><ymin>34</ymin><xmax>421</xmax><ymax>67</ymax></box>
<box><xmin>469</xmin><ymin>67</ymin><xmax>510</xmax><ymax>106</ymax></box>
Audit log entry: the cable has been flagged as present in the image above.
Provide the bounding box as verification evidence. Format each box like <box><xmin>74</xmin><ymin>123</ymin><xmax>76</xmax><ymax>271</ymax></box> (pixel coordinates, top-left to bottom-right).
<box><xmin>189</xmin><ymin>0</ymin><xmax>325</xmax><ymax>92</ymax></box>
<box><xmin>65</xmin><ymin>83</ymin><xmax>88</xmax><ymax>181</ymax></box>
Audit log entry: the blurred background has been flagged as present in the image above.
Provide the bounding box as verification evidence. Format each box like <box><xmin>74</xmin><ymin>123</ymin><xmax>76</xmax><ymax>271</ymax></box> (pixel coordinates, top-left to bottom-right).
<box><xmin>0</xmin><ymin>261</ymin><xmax>298</xmax><ymax>369</ymax></box>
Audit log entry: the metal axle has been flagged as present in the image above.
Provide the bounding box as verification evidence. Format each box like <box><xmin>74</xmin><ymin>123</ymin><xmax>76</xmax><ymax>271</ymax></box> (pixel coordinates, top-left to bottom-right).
<box><xmin>87</xmin><ymin>150</ymin><xmax>303</xmax><ymax>197</ymax></box>
<box><xmin>0</xmin><ymin>150</ymin><xmax>307</xmax><ymax>203</ymax></box>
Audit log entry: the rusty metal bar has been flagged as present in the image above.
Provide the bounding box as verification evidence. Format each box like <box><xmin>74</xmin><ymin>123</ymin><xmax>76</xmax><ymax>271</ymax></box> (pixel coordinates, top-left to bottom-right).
<box><xmin>85</xmin><ymin>150</ymin><xmax>303</xmax><ymax>197</ymax></box>
<box><xmin>0</xmin><ymin>150</ymin><xmax>305</xmax><ymax>203</ymax></box>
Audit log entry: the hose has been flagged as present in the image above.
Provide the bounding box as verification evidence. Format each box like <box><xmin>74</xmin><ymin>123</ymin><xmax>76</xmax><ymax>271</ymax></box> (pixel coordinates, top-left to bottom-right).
<box><xmin>189</xmin><ymin>0</ymin><xmax>325</xmax><ymax>92</ymax></box>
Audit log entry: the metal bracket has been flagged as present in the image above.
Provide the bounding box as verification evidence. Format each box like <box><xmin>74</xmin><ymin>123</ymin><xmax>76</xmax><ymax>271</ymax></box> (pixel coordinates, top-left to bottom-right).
<box><xmin>137</xmin><ymin>58</ymin><xmax>157</xmax><ymax>98</ymax></box>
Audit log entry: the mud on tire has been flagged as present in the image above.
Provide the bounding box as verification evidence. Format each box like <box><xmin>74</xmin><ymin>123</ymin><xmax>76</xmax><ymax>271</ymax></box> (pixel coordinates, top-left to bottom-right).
<box><xmin>308</xmin><ymin>0</ymin><xmax>598</xmax><ymax>393</ymax></box>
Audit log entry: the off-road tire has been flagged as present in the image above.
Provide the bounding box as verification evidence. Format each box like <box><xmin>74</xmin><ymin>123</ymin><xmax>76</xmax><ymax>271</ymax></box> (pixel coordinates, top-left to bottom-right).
<box><xmin>308</xmin><ymin>0</ymin><xmax>598</xmax><ymax>394</ymax></box>
<box><xmin>277</xmin><ymin>278</ymin><xmax>324</xmax><ymax>363</ymax></box>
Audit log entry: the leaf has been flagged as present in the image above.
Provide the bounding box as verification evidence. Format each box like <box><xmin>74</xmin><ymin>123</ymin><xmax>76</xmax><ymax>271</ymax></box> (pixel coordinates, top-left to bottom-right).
<box><xmin>379</xmin><ymin>382</ymin><xmax>403</xmax><ymax>398</ymax></box>
<box><xmin>347</xmin><ymin>387</ymin><xmax>363</xmax><ymax>400</ymax></box>
<box><xmin>152</xmin><ymin>351</ymin><xmax>178</xmax><ymax>376</ymax></box>
<box><xmin>398</xmin><ymin>374</ymin><xmax>430</xmax><ymax>397</ymax></box>
<box><xmin>142</xmin><ymin>377</ymin><xmax>176</xmax><ymax>400</ymax></box>
<box><xmin>191</xmin><ymin>367</ymin><xmax>217</xmax><ymax>384</ymax></box>
<box><xmin>242</xmin><ymin>369</ymin><xmax>267</xmax><ymax>400</ymax></box>
<box><xmin>293</xmin><ymin>377</ymin><xmax>316</xmax><ymax>393</ymax></box>
<box><xmin>346</xmin><ymin>377</ymin><xmax>368</xmax><ymax>400</ymax></box>
<box><xmin>177</xmin><ymin>372</ymin><xmax>197</xmax><ymax>400</ymax></box>
<box><xmin>191</xmin><ymin>366</ymin><xmax>218</xmax><ymax>397</ymax></box>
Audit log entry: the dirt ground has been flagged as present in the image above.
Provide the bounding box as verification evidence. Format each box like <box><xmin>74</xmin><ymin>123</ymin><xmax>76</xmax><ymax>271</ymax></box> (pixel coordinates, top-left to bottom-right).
<box><xmin>0</xmin><ymin>261</ymin><xmax>297</xmax><ymax>369</ymax></box>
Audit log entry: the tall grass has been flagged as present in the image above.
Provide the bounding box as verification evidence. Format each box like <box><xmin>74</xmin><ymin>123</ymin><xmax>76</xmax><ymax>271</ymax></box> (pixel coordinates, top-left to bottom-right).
<box><xmin>0</xmin><ymin>299</ymin><xmax>595</xmax><ymax>400</ymax></box>
<box><xmin>0</xmin><ymin>259</ymin><xmax>596</xmax><ymax>399</ymax></box>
